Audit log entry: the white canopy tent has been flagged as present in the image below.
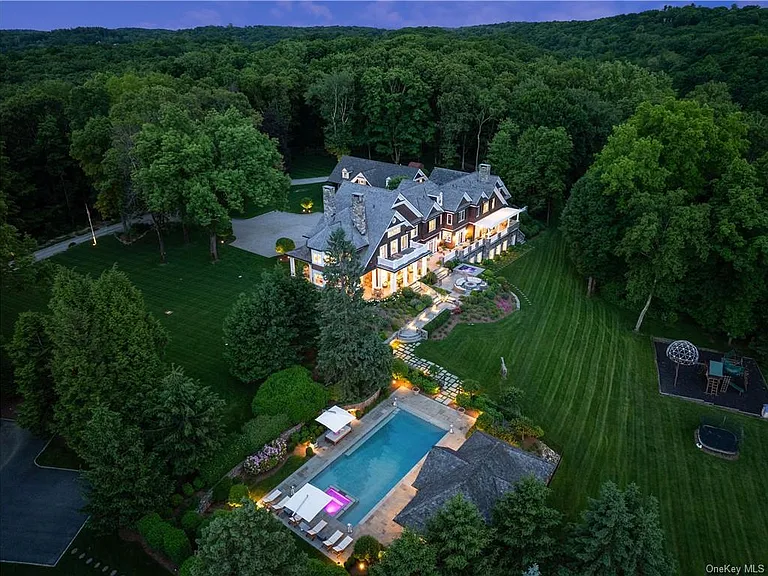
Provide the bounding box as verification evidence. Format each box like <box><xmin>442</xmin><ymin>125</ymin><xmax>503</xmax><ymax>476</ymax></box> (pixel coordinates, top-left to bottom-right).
<box><xmin>285</xmin><ymin>483</ymin><xmax>333</xmax><ymax>523</ymax></box>
<box><xmin>315</xmin><ymin>406</ymin><xmax>356</xmax><ymax>434</ymax></box>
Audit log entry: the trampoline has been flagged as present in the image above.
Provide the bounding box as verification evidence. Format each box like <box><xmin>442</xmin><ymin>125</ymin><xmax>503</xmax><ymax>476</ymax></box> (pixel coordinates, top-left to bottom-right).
<box><xmin>695</xmin><ymin>424</ymin><xmax>740</xmax><ymax>459</ymax></box>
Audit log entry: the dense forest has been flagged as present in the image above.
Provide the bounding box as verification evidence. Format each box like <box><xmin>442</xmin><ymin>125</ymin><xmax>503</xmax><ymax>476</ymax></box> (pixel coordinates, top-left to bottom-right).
<box><xmin>1</xmin><ymin>4</ymin><xmax>766</xmax><ymax>349</ymax></box>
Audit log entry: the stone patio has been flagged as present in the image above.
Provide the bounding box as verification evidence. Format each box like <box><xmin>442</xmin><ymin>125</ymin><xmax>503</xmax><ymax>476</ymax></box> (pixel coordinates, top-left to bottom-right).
<box><xmin>263</xmin><ymin>387</ymin><xmax>474</xmax><ymax>563</ymax></box>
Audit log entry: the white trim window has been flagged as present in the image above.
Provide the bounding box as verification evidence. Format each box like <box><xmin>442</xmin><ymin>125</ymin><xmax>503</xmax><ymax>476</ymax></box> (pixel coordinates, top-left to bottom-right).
<box><xmin>410</xmin><ymin>228</ymin><xmax>417</xmax><ymax>239</ymax></box>
<box><xmin>400</xmin><ymin>235</ymin><xmax>409</xmax><ymax>251</ymax></box>
<box><xmin>341</xmin><ymin>168</ymin><xmax>349</xmax><ymax>179</ymax></box>
<box><xmin>428</xmin><ymin>218</ymin><xmax>437</xmax><ymax>233</ymax></box>
<box><xmin>446</xmin><ymin>213</ymin><xmax>453</xmax><ymax>225</ymax></box>
<box><xmin>482</xmin><ymin>201</ymin><xmax>490</xmax><ymax>214</ymax></box>
<box><xmin>491</xmin><ymin>197</ymin><xmax>497</xmax><ymax>210</ymax></box>
<box><xmin>458</xmin><ymin>209</ymin><xmax>466</xmax><ymax>222</ymax></box>
<box><xmin>379</xmin><ymin>245</ymin><xmax>388</xmax><ymax>259</ymax></box>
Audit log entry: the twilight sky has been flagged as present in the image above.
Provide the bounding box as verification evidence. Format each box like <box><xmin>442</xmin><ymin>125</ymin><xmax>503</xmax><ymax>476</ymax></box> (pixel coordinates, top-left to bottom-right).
<box><xmin>0</xmin><ymin>1</ymin><xmax>760</xmax><ymax>31</ymax></box>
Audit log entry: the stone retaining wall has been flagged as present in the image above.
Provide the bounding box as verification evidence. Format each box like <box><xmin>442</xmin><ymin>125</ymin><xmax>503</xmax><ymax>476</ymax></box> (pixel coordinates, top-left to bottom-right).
<box><xmin>341</xmin><ymin>388</ymin><xmax>381</xmax><ymax>412</ymax></box>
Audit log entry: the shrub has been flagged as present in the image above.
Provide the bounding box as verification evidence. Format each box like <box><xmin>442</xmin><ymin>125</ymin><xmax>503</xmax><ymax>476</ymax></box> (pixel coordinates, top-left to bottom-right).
<box><xmin>180</xmin><ymin>510</ymin><xmax>202</xmax><ymax>535</ymax></box>
<box><xmin>179</xmin><ymin>556</ymin><xmax>202</xmax><ymax>576</ymax></box>
<box><xmin>353</xmin><ymin>535</ymin><xmax>383</xmax><ymax>564</ymax></box>
<box><xmin>243</xmin><ymin>437</ymin><xmax>287</xmax><ymax>476</ymax></box>
<box><xmin>520</xmin><ymin>212</ymin><xmax>544</xmax><ymax>238</ymax></box>
<box><xmin>305</xmin><ymin>446</ymin><xmax>314</xmax><ymax>458</ymax></box>
<box><xmin>211</xmin><ymin>477</ymin><xmax>233</xmax><ymax>503</ymax></box>
<box><xmin>137</xmin><ymin>513</ymin><xmax>165</xmax><ymax>550</ymax></box>
<box><xmin>423</xmin><ymin>309</ymin><xmax>451</xmax><ymax>336</ymax></box>
<box><xmin>228</xmin><ymin>483</ymin><xmax>250</xmax><ymax>505</ymax></box>
<box><xmin>252</xmin><ymin>366</ymin><xmax>326</xmax><ymax>425</ymax></box>
<box><xmin>455</xmin><ymin>392</ymin><xmax>472</xmax><ymax>408</ymax></box>
<box><xmin>170</xmin><ymin>493</ymin><xmax>184</xmax><ymax>508</ymax></box>
<box><xmin>192</xmin><ymin>477</ymin><xmax>204</xmax><ymax>491</ymax></box>
<box><xmin>300</xmin><ymin>197</ymin><xmax>314</xmax><ymax>213</ymax></box>
<box><xmin>422</xmin><ymin>270</ymin><xmax>438</xmax><ymax>285</ymax></box>
<box><xmin>445</xmin><ymin>259</ymin><xmax>459</xmax><ymax>270</ymax></box>
<box><xmin>407</xmin><ymin>369</ymin><xmax>440</xmax><ymax>395</ymax></box>
<box><xmin>307</xmin><ymin>558</ymin><xmax>349</xmax><ymax>576</ymax></box>
<box><xmin>275</xmin><ymin>237</ymin><xmax>296</xmax><ymax>255</ymax></box>
<box><xmin>163</xmin><ymin>525</ymin><xmax>192</xmax><ymax>564</ymax></box>
<box><xmin>392</xmin><ymin>357</ymin><xmax>410</xmax><ymax>379</ymax></box>
<box><xmin>181</xmin><ymin>483</ymin><xmax>194</xmax><ymax>497</ymax></box>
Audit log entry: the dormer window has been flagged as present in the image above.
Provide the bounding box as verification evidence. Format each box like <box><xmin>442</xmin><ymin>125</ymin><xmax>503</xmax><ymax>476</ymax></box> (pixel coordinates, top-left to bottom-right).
<box><xmin>341</xmin><ymin>168</ymin><xmax>350</xmax><ymax>179</ymax></box>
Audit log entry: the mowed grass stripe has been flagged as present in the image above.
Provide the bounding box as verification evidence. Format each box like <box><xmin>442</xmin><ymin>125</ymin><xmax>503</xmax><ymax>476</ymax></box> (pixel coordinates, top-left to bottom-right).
<box><xmin>416</xmin><ymin>231</ymin><xmax>768</xmax><ymax>575</ymax></box>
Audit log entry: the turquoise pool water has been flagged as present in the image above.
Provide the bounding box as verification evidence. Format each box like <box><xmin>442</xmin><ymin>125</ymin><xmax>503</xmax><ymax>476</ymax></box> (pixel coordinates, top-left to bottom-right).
<box><xmin>310</xmin><ymin>409</ymin><xmax>445</xmax><ymax>525</ymax></box>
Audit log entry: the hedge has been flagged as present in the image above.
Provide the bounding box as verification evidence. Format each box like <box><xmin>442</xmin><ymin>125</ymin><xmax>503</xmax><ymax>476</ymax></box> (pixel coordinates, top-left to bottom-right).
<box><xmin>211</xmin><ymin>476</ymin><xmax>233</xmax><ymax>503</ymax></box>
<box><xmin>137</xmin><ymin>513</ymin><xmax>165</xmax><ymax>551</ymax></box>
<box><xmin>252</xmin><ymin>366</ymin><xmax>326</xmax><ymax>426</ymax></box>
<box><xmin>307</xmin><ymin>559</ymin><xmax>349</xmax><ymax>576</ymax></box>
<box><xmin>423</xmin><ymin>309</ymin><xmax>451</xmax><ymax>335</ymax></box>
<box><xmin>199</xmin><ymin>413</ymin><xmax>291</xmax><ymax>486</ymax></box>
<box><xmin>163</xmin><ymin>525</ymin><xmax>192</xmax><ymax>565</ymax></box>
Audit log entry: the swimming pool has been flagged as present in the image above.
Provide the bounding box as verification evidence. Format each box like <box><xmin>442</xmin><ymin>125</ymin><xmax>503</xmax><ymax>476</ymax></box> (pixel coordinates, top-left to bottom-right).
<box><xmin>310</xmin><ymin>409</ymin><xmax>445</xmax><ymax>525</ymax></box>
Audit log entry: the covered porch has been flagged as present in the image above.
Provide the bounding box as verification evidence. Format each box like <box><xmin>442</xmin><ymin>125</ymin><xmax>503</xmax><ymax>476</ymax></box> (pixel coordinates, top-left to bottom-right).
<box><xmin>362</xmin><ymin>255</ymin><xmax>430</xmax><ymax>300</ymax></box>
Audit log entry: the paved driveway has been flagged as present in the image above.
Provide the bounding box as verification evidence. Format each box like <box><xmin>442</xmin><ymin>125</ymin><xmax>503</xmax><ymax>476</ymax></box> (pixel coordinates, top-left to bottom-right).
<box><xmin>0</xmin><ymin>420</ymin><xmax>88</xmax><ymax>566</ymax></box>
<box><xmin>231</xmin><ymin>210</ymin><xmax>322</xmax><ymax>258</ymax></box>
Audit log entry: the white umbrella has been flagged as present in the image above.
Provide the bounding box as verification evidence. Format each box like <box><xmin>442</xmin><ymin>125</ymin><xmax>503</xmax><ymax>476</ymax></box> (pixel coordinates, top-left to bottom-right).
<box><xmin>285</xmin><ymin>484</ymin><xmax>333</xmax><ymax>523</ymax></box>
<box><xmin>315</xmin><ymin>406</ymin><xmax>356</xmax><ymax>434</ymax></box>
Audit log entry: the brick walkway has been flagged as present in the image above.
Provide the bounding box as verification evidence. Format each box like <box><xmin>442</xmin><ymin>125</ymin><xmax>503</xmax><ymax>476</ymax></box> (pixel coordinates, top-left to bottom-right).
<box><xmin>393</xmin><ymin>343</ymin><xmax>463</xmax><ymax>405</ymax></box>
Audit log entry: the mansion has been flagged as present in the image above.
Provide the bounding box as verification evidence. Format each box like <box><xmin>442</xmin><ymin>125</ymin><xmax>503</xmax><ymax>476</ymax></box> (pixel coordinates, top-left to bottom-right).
<box><xmin>287</xmin><ymin>156</ymin><xmax>526</xmax><ymax>298</ymax></box>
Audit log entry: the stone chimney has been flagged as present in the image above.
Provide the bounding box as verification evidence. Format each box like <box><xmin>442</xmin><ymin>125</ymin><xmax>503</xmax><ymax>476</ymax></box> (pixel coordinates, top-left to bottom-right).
<box><xmin>351</xmin><ymin>193</ymin><xmax>367</xmax><ymax>235</ymax></box>
<box><xmin>323</xmin><ymin>185</ymin><xmax>336</xmax><ymax>219</ymax></box>
<box><xmin>478</xmin><ymin>163</ymin><xmax>491</xmax><ymax>182</ymax></box>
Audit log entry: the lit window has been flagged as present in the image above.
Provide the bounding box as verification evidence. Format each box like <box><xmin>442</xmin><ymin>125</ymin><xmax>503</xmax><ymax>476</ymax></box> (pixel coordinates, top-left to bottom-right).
<box><xmin>390</xmin><ymin>239</ymin><xmax>398</xmax><ymax>255</ymax></box>
<box><xmin>483</xmin><ymin>201</ymin><xmax>489</xmax><ymax>214</ymax></box>
<box><xmin>410</xmin><ymin>228</ymin><xmax>417</xmax><ymax>239</ymax></box>
<box><xmin>379</xmin><ymin>245</ymin><xmax>388</xmax><ymax>259</ymax></box>
<box><xmin>400</xmin><ymin>235</ymin><xmax>408</xmax><ymax>251</ymax></box>
<box><xmin>388</xmin><ymin>226</ymin><xmax>401</xmax><ymax>238</ymax></box>
<box><xmin>428</xmin><ymin>218</ymin><xmax>437</xmax><ymax>232</ymax></box>
<box><xmin>491</xmin><ymin>198</ymin><xmax>496</xmax><ymax>209</ymax></box>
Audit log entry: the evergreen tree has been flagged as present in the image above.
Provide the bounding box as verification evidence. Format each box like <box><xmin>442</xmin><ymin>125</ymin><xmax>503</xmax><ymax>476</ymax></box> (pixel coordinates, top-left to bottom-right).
<box><xmin>194</xmin><ymin>500</ymin><xmax>307</xmax><ymax>576</ymax></box>
<box><xmin>491</xmin><ymin>476</ymin><xmax>562</xmax><ymax>573</ymax></box>
<box><xmin>46</xmin><ymin>266</ymin><xmax>167</xmax><ymax>454</ymax></box>
<box><xmin>6</xmin><ymin>311</ymin><xmax>56</xmax><ymax>435</ymax></box>
<box><xmin>370</xmin><ymin>529</ymin><xmax>439</xmax><ymax>576</ymax></box>
<box><xmin>144</xmin><ymin>366</ymin><xmax>226</xmax><ymax>478</ymax></box>
<box><xmin>317</xmin><ymin>229</ymin><xmax>392</xmax><ymax>400</ymax></box>
<box><xmin>568</xmin><ymin>481</ymin><xmax>675</xmax><ymax>576</ymax></box>
<box><xmin>425</xmin><ymin>495</ymin><xmax>490</xmax><ymax>576</ymax></box>
<box><xmin>81</xmin><ymin>406</ymin><xmax>172</xmax><ymax>533</ymax></box>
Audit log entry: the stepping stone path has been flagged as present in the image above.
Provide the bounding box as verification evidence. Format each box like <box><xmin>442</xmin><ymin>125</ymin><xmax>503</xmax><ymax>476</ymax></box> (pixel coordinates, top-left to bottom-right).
<box><xmin>95</xmin><ymin>562</ymin><xmax>100</xmax><ymax>568</ymax></box>
<box><xmin>79</xmin><ymin>553</ymin><xmax>85</xmax><ymax>559</ymax></box>
<box><xmin>86</xmin><ymin>558</ymin><xmax>92</xmax><ymax>565</ymax></box>
<box><xmin>394</xmin><ymin>342</ymin><xmax>463</xmax><ymax>405</ymax></box>
<box><xmin>111</xmin><ymin>571</ymin><xmax>117</xmax><ymax>576</ymax></box>
<box><xmin>102</xmin><ymin>566</ymin><xmax>109</xmax><ymax>572</ymax></box>
<box><xmin>71</xmin><ymin>547</ymin><xmax>121</xmax><ymax>576</ymax></box>
<box><xmin>70</xmin><ymin>548</ymin><xmax>78</xmax><ymax>555</ymax></box>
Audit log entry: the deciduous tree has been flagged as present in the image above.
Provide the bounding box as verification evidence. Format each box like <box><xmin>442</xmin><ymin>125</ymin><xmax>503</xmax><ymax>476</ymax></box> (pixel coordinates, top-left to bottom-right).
<box><xmin>370</xmin><ymin>529</ymin><xmax>439</xmax><ymax>576</ymax></box>
<box><xmin>194</xmin><ymin>500</ymin><xmax>307</xmax><ymax>576</ymax></box>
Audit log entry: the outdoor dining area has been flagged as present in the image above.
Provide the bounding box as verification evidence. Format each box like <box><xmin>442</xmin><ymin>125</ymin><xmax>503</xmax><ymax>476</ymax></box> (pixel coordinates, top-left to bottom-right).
<box><xmin>260</xmin><ymin>482</ymin><xmax>355</xmax><ymax>559</ymax></box>
<box><xmin>655</xmin><ymin>338</ymin><xmax>768</xmax><ymax>417</ymax></box>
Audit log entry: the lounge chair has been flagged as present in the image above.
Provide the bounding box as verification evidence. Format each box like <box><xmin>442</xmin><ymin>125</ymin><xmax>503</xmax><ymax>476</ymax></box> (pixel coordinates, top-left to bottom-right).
<box><xmin>326</xmin><ymin>425</ymin><xmax>352</xmax><ymax>444</ymax></box>
<box><xmin>271</xmin><ymin>496</ymin><xmax>291</xmax><ymax>512</ymax></box>
<box><xmin>322</xmin><ymin>530</ymin><xmax>343</xmax><ymax>548</ymax></box>
<box><xmin>332</xmin><ymin>536</ymin><xmax>354</xmax><ymax>555</ymax></box>
<box><xmin>305</xmin><ymin>519</ymin><xmax>327</xmax><ymax>539</ymax></box>
<box><xmin>261</xmin><ymin>488</ymin><xmax>281</xmax><ymax>506</ymax></box>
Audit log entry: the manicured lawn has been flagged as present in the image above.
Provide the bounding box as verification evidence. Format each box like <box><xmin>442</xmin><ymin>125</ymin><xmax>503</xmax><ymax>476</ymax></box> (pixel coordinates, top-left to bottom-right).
<box><xmin>1</xmin><ymin>528</ymin><xmax>168</xmax><ymax>576</ymax></box>
<box><xmin>1</xmin><ymin>228</ymin><xmax>274</xmax><ymax>431</ymax></box>
<box><xmin>289</xmin><ymin>153</ymin><xmax>336</xmax><ymax>180</ymax></box>
<box><xmin>235</xmin><ymin>183</ymin><xmax>325</xmax><ymax>219</ymax></box>
<box><xmin>416</xmin><ymin>231</ymin><xmax>768</xmax><ymax>575</ymax></box>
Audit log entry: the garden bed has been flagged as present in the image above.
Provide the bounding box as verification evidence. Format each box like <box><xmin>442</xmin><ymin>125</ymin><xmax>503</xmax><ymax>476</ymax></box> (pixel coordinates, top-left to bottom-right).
<box><xmin>429</xmin><ymin>292</ymin><xmax>517</xmax><ymax>340</ymax></box>
<box><xmin>374</xmin><ymin>287</ymin><xmax>433</xmax><ymax>333</ymax></box>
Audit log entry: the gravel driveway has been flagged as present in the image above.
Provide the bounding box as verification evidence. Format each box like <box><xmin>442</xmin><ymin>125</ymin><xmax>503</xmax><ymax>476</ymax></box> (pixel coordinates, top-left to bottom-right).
<box><xmin>0</xmin><ymin>420</ymin><xmax>88</xmax><ymax>566</ymax></box>
<box><xmin>231</xmin><ymin>211</ymin><xmax>322</xmax><ymax>258</ymax></box>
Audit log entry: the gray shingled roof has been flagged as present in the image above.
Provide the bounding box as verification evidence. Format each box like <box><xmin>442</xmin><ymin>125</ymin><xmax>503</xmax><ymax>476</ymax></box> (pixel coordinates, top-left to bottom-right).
<box><xmin>429</xmin><ymin>167</ymin><xmax>467</xmax><ymax>186</ymax></box>
<box><xmin>328</xmin><ymin>156</ymin><xmax>423</xmax><ymax>189</ymax></box>
<box><xmin>394</xmin><ymin>432</ymin><xmax>557</xmax><ymax>532</ymax></box>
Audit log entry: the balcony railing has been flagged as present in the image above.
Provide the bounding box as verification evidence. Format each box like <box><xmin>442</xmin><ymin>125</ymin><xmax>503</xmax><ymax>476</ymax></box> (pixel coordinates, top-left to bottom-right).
<box><xmin>378</xmin><ymin>241</ymin><xmax>430</xmax><ymax>271</ymax></box>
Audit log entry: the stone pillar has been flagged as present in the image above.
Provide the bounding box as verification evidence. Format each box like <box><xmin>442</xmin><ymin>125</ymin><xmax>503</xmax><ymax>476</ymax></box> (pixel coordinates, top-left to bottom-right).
<box><xmin>289</xmin><ymin>257</ymin><xmax>296</xmax><ymax>277</ymax></box>
<box><xmin>421</xmin><ymin>255</ymin><xmax>428</xmax><ymax>274</ymax></box>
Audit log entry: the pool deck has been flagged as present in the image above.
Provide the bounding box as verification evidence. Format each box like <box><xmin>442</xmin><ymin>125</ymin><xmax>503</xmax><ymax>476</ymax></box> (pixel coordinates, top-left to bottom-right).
<box><xmin>263</xmin><ymin>386</ymin><xmax>475</xmax><ymax>564</ymax></box>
